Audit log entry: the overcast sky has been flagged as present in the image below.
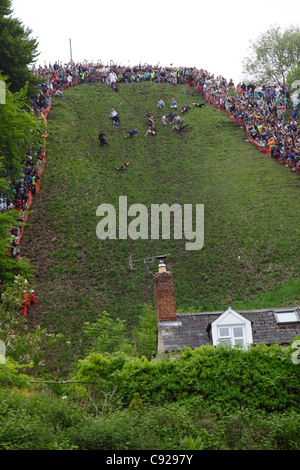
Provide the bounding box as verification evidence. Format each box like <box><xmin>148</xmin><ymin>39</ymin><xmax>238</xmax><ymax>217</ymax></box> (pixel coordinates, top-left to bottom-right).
<box><xmin>11</xmin><ymin>0</ymin><xmax>300</xmax><ymax>84</ymax></box>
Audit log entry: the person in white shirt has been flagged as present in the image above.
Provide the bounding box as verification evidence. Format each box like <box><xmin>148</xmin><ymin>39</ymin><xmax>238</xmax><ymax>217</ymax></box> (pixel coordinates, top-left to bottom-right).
<box><xmin>157</xmin><ymin>99</ymin><xmax>164</xmax><ymax>109</ymax></box>
<box><xmin>110</xmin><ymin>108</ymin><xmax>118</xmax><ymax>118</ymax></box>
<box><xmin>0</xmin><ymin>199</ymin><xmax>6</xmax><ymax>211</ymax></box>
<box><xmin>109</xmin><ymin>71</ymin><xmax>117</xmax><ymax>90</ymax></box>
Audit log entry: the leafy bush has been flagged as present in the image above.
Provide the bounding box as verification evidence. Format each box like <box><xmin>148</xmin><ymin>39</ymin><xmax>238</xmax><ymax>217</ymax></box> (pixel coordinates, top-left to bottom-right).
<box><xmin>0</xmin><ymin>388</ymin><xmax>81</xmax><ymax>449</ymax></box>
<box><xmin>114</xmin><ymin>343</ymin><xmax>300</xmax><ymax>413</ymax></box>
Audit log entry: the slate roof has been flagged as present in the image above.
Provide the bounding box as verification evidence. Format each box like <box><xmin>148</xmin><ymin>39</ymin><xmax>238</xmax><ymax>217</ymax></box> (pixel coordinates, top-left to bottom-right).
<box><xmin>157</xmin><ymin>307</ymin><xmax>300</xmax><ymax>352</ymax></box>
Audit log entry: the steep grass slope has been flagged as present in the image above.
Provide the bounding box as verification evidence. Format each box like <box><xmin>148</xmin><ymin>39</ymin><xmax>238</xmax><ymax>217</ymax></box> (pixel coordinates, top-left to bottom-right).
<box><xmin>20</xmin><ymin>81</ymin><xmax>300</xmax><ymax>373</ymax></box>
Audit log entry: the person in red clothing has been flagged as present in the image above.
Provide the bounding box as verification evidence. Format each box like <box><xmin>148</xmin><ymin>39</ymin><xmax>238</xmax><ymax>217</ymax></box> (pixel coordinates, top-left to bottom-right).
<box><xmin>52</xmin><ymin>74</ymin><xmax>58</xmax><ymax>89</ymax></box>
<box><xmin>21</xmin><ymin>290</ymin><xmax>38</xmax><ymax>316</ymax></box>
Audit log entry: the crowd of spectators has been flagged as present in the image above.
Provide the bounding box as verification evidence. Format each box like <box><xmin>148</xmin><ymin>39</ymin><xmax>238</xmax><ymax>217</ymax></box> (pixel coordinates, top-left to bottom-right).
<box><xmin>194</xmin><ymin>71</ymin><xmax>300</xmax><ymax>171</ymax></box>
<box><xmin>1</xmin><ymin>153</ymin><xmax>44</xmax><ymax>258</ymax></box>
<box><xmin>28</xmin><ymin>60</ymin><xmax>299</xmax><ymax>172</ymax></box>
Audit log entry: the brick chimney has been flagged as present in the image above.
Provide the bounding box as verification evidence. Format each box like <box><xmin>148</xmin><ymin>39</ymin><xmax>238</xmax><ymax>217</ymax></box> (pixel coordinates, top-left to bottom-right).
<box><xmin>153</xmin><ymin>258</ymin><xmax>177</xmax><ymax>323</ymax></box>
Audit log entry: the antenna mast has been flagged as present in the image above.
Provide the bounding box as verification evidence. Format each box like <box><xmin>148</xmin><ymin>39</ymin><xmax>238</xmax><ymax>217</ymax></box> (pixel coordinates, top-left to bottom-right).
<box><xmin>69</xmin><ymin>39</ymin><xmax>73</xmax><ymax>61</ymax></box>
<box><xmin>128</xmin><ymin>253</ymin><xmax>170</xmax><ymax>276</ymax></box>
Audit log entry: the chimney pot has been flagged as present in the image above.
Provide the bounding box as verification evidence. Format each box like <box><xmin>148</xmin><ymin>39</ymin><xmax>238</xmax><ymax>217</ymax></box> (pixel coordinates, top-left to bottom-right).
<box><xmin>158</xmin><ymin>259</ymin><xmax>167</xmax><ymax>273</ymax></box>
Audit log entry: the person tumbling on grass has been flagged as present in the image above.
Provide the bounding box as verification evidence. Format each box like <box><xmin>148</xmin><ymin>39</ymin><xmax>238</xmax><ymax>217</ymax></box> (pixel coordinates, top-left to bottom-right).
<box><xmin>112</xmin><ymin>114</ymin><xmax>120</xmax><ymax>128</ymax></box>
<box><xmin>181</xmin><ymin>104</ymin><xmax>191</xmax><ymax>113</ymax></box>
<box><xmin>109</xmin><ymin>108</ymin><xmax>120</xmax><ymax>128</ymax></box>
<box><xmin>161</xmin><ymin>115</ymin><xmax>168</xmax><ymax>128</ymax></box>
<box><xmin>127</xmin><ymin>129</ymin><xmax>139</xmax><ymax>138</ymax></box>
<box><xmin>173</xmin><ymin>115</ymin><xmax>184</xmax><ymax>128</ymax></box>
<box><xmin>168</xmin><ymin>112</ymin><xmax>176</xmax><ymax>124</ymax></box>
<box><xmin>98</xmin><ymin>131</ymin><xmax>108</xmax><ymax>146</ymax></box>
<box><xmin>191</xmin><ymin>102</ymin><xmax>205</xmax><ymax>108</ymax></box>
<box><xmin>146</xmin><ymin>124</ymin><xmax>158</xmax><ymax>136</ymax></box>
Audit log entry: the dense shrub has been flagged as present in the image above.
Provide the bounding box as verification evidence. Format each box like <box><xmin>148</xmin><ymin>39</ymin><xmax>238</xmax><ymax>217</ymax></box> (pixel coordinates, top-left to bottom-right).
<box><xmin>114</xmin><ymin>343</ymin><xmax>300</xmax><ymax>413</ymax></box>
<box><xmin>0</xmin><ymin>388</ymin><xmax>82</xmax><ymax>450</ymax></box>
<box><xmin>63</xmin><ymin>401</ymin><xmax>300</xmax><ymax>450</ymax></box>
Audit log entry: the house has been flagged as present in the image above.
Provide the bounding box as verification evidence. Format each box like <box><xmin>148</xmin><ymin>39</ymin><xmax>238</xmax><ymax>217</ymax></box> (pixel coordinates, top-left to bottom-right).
<box><xmin>153</xmin><ymin>259</ymin><xmax>300</xmax><ymax>354</ymax></box>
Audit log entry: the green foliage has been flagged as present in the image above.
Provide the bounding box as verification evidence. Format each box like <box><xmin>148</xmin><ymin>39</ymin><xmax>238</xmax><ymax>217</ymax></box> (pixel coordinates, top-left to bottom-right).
<box><xmin>0</xmin><ymin>328</ymin><xmax>299</xmax><ymax>450</ymax></box>
<box><xmin>57</xmin><ymin>399</ymin><xmax>300</xmax><ymax>450</ymax></box>
<box><xmin>243</xmin><ymin>24</ymin><xmax>300</xmax><ymax>84</ymax></box>
<box><xmin>0</xmin><ymin>73</ymin><xmax>44</xmax><ymax>178</ymax></box>
<box><xmin>0</xmin><ymin>383</ymin><xmax>298</xmax><ymax>450</ymax></box>
<box><xmin>180</xmin><ymin>436</ymin><xmax>206</xmax><ymax>450</ymax></box>
<box><xmin>128</xmin><ymin>392</ymin><xmax>144</xmax><ymax>413</ymax></box>
<box><xmin>83</xmin><ymin>310</ymin><xmax>133</xmax><ymax>356</ymax></box>
<box><xmin>69</xmin><ymin>351</ymin><xmax>129</xmax><ymax>416</ymax></box>
<box><xmin>286</xmin><ymin>64</ymin><xmax>300</xmax><ymax>88</ymax></box>
<box><xmin>0</xmin><ymin>357</ymin><xmax>31</xmax><ymax>388</ymax></box>
<box><xmin>114</xmin><ymin>343</ymin><xmax>300</xmax><ymax>413</ymax></box>
<box><xmin>0</xmin><ymin>0</ymin><xmax>40</xmax><ymax>94</ymax></box>
<box><xmin>0</xmin><ymin>388</ymin><xmax>80</xmax><ymax>450</ymax></box>
<box><xmin>75</xmin><ymin>352</ymin><xmax>129</xmax><ymax>384</ymax></box>
<box><xmin>134</xmin><ymin>303</ymin><xmax>157</xmax><ymax>359</ymax></box>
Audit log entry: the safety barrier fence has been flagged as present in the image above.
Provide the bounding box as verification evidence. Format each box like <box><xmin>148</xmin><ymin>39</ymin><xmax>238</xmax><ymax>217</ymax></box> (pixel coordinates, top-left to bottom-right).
<box><xmin>196</xmin><ymin>85</ymin><xmax>300</xmax><ymax>175</ymax></box>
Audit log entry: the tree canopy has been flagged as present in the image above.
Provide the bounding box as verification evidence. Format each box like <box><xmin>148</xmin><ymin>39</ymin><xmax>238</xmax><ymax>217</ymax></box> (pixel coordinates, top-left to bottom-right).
<box><xmin>242</xmin><ymin>25</ymin><xmax>300</xmax><ymax>86</ymax></box>
<box><xmin>0</xmin><ymin>0</ymin><xmax>40</xmax><ymax>94</ymax></box>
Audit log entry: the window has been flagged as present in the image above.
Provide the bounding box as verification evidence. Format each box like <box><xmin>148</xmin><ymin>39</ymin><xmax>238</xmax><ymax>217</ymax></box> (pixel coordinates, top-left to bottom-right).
<box><xmin>218</xmin><ymin>325</ymin><xmax>245</xmax><ymax>347</ymax></box>
<box><xmin>274</xmin><ymin>311</ymin><xmax>300</xmax><ymax>324</ymax></box>
<box><xmin>211</xmin><ymin>307</ymin><xmax>253</xmax><ymax>349</ymax></box>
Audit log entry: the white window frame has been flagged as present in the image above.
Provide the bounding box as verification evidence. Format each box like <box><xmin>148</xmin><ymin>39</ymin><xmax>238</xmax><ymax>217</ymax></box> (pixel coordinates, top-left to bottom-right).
<box><xmin>211</xmin><ymin>307</ymin><xmax>253</xmax><ymax>349</ymax></box>
<box><xmin>217</xmin><ymin>324</ymin><xmax>246</xmax><ymax>347</ymax></box>
<box><xmin>274</xmin><ymin>310</ymin><xmax>300</xmax><ymax>324</ymax></box>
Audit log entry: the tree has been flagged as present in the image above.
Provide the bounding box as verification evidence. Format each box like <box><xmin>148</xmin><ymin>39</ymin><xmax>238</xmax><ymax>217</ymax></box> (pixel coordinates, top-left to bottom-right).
<box><xmin>83</xmin><ymin>311</ymin><xmax>133</xmax><ymax>356</ymax></box>
<box><xmin>0</xmin><ymin>73</ymin><xmax>44</xmax><ymax>178</ymax></box>
<box><xmin>242</xmin><ymin>25</ymin><xmax>300</xmax><ymax>86</ymax></box>
<box><xmin>0</xmin><ymin>0</ymin><xmax>40</xmax><ymax>94</ymax></box>
<box><xmin>134</xmin><ymin>303</ymin><xmax>157</xmax><ymax>359</ymax></box>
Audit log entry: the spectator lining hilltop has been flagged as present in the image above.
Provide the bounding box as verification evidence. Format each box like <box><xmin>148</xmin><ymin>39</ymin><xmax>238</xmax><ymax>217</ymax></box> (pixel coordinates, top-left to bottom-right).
<box><xmin>30</xmin><ymin>61</ymin><xmax>300</xmax><ymax>173</ymax></box>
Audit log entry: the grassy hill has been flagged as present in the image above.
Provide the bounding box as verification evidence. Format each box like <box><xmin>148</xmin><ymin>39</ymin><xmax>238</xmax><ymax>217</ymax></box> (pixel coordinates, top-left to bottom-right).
<box><xmin>20</xmin><ymin>81</ymin><xmax>300</xmax><ymax>374</ymax></box>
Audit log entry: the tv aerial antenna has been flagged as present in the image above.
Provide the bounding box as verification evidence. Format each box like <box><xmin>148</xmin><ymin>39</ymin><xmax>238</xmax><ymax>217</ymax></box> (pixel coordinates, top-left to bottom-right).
<box><xmin>128</xmin><ymin>253</ymin><xmax>170</xmax><ymax>276</ymax></box>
